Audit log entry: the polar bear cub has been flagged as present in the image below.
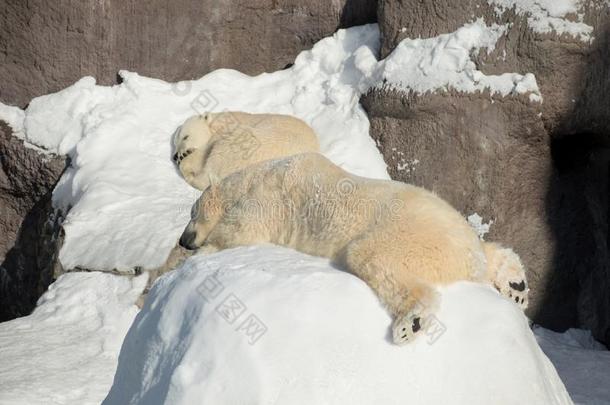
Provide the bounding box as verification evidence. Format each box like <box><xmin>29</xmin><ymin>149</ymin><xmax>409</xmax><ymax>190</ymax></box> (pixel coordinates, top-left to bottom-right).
<box><xmin>172</xmin><ymin>112</ymin><xmax>319</xmax><ymax>190</ymax></box>
<box><xmin>179</xmin><ymin>153</ymin><xmax>529</xmax><ymax>345</ymax></box>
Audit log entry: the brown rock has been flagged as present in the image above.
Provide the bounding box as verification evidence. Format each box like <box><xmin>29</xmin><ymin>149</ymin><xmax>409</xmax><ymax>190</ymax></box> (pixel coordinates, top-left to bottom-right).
<box><xmin>0</xmin><ymin>121</ymin><xmax>66</xmax><ymax>321</ymax></box>
<box><xmin>0</xmin><ymin>0</ymin><xmax>376</xmax><ymax>108</ymax></box>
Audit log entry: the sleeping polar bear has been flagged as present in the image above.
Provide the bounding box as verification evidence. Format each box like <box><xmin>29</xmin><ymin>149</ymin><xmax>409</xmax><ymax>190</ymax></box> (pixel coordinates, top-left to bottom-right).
<box><xmin>179</xmin><ymin>153</ymin><xmax>529</xmax><ymax>345</ymax></box>
<box><xmin>172</xmin><ymin>112</ymin><xmax>319</xmax><ymax>190</ymax></box>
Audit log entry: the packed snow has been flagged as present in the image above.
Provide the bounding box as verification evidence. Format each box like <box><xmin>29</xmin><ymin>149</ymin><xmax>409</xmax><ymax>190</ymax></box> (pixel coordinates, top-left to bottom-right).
<box><xmin>376</xmin><ymin>19</ymin><xmax>542</xmax><ymax>102</ymax></box>
<box><xmin>103</xmin><ymin>245</ymin><xmax>572</xmax><ymax>405</ymax></box>
<box><xmin>488</xmin><ymin>0</ymin><xmax>594</xmax><ymax>42</ymax></box>
<box><xmin>0</xmin><ymin>272</ymin><xmax>147</xmax><ymax>405</ymax></box>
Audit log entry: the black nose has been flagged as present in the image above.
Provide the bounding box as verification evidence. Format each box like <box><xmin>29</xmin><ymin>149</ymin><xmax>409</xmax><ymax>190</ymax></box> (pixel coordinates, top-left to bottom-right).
<box><xmin>179</xmin><ymin>231</ymin><xmax>197</xmax><ymax>250</ymax></box>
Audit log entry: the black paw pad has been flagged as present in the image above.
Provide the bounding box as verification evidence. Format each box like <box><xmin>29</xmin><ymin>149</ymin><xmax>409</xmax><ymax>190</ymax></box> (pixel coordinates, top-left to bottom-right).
<box><xmin>412</xmin><ymin>317</ymin><xmax>421</xmax><ymax>333</ymax></box>
<box><xmin>509</xmin><ymin>280</ymin><xmax>526</xmax><ymax>292</ymax></box>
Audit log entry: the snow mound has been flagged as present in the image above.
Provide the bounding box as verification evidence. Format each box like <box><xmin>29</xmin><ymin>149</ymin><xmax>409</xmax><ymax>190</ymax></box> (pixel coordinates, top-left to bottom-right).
<box><xmin>488</xmin><ymin>0</ymin><xmax>594</xmax><ymax>42</ymax></box>
<box><xmin>377</xmin><ymin>19</ymin><xmax>542</xmax><ymax>102</ymax></box>
<box><xmin>0</xmin><ymin>272</ymin><xmax>147</xmax><ymax>405</ymax></box>
<box><xmin>104</xmin><ymin>245</ymin><xmax>572</xmax><ymax>405</ymax></box>
<box><xmin>31</xmin><ymin>24</ymin><xmax>388</xmax><ymax>272</ymax></box>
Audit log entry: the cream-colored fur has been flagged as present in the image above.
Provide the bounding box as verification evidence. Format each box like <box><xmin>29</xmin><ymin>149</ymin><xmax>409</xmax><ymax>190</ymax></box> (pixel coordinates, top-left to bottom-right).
<box><xmin>484</xmin><ymin>242</ymin><xmax>529</xmax><ymax>308</ymax></box>
<box><xmin>172</xmin><ymin>112</ymin><xmax>320</xmax><ymax>190</ymax></box>
<box><xmin>179</xmin><ymin>153</ymin><xmax>528</xmax><ymax>344</ymax></box>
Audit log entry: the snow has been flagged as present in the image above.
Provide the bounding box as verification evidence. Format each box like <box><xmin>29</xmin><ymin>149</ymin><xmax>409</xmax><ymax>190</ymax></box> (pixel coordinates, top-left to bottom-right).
<box><xmin>376</xmin><ymin>19</ymin><xmax>543</xmax><ymax>102</ymax></box>
<box><xmin>488</xmin><ymin>0</ymin><xmax>594</xmax><ymax>42</ymax></box>
<box><xmin>0</xmin><ymin>102</ymin><xmax>24</xmax><ymax>135</ymax></box>
<box><xmin>468</xmin><ymin>213</ymin><xmax>494</xmax><ymax>240</ymax></box>
<box><xmin>36</xmin><ymin>25</ymin><xmax>388</xmax><ymax>272</ymax></box>
<box><xmin>535</xmin><ymin>327</ymin><xmax>610</xmax><ymax>405</ymax></box>
<box><xmin>0</xmin><ymin>272</ymin><xmax>147</xmax><ymax>405</ymax></box>
<box><xmin>103</xmin><ymin>245</ymin><xmax>572</xmax><ymax>405</ymax></box>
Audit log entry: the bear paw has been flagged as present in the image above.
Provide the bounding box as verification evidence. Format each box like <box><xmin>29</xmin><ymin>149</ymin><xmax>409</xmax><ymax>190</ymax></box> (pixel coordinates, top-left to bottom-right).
<box><xmin>491</xmin><ymin>248</ymin><xmax>529</xmax><ymax>310</ymax></box>
<box><xmin>173</xmin><ymin>148</ymin><xmax>195</xmax><ymax>165</ymax></box>
<box><xmin>392</xmin><ymin>312</ymin><xmax>424</xmax><ymax>345</ymax></box>
<box><xmin>503</xmin><ymin>279</ymin><xmax>529</xmax><ymax>310</ymax></box>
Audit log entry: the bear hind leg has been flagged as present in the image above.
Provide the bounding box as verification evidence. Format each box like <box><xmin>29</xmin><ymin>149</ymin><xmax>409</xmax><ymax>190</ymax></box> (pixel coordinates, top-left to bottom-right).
<box><xmin>484</xmin><ymin>242</ymin><xmax>529</xmax><ymax>309</ymax></box>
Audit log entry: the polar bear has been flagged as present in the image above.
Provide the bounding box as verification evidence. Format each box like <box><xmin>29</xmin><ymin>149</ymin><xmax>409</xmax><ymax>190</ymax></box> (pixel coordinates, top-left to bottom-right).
<box><xmin>179</xmin><ymin>153</ymin><xmax>529</xmax><ymax>345</ymax></box>
<box><xmin>172</xmin><ymin>112</ymin><xmax>319</xmax><ymax>190</ymax></box>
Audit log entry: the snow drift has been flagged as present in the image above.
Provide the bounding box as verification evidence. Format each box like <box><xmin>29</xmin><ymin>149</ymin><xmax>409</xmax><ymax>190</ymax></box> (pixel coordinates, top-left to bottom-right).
<box><xmin>103</xmin><ymin>246</ymin><xmax>572</xmax><ymax>405</ymax></box>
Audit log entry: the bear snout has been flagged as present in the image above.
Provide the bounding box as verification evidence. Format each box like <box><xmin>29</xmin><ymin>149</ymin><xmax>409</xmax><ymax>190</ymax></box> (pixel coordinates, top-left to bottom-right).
<box><xmin>179</xmin><ymin>230</ymin><xmax>198</xmax><ymax>250</ymax></box>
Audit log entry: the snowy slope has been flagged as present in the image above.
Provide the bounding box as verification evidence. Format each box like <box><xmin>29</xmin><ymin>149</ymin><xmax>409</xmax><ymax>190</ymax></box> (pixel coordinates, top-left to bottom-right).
<box><xmin>103</xmin><ymin>246</ymin><xmax>572</xmax><ymax>405</ymax></box>
<box><xmin>0</xmin><ymin>272</ymin><xmax>147</xmax><ymax>405</ymax></box>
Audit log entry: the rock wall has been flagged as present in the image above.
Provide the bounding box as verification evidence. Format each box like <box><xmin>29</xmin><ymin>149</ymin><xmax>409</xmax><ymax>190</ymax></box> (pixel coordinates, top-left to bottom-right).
<box><xmin>366</xmin><ymin>0</ymin><xmax>610</xmax><ymax>343</ymax></box>
<box><xmin>0</xmin><ymin>0</ymin><xmax>376</xmax><ymax>108</ymax></box>
<box><xmin>0</xmin><ymin>122</ymin><xmax>66</xmax><ymax>321</ymax></box>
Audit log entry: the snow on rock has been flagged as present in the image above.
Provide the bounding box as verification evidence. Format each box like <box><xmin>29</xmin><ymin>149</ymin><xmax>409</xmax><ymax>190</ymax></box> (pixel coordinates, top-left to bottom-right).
<box><xmin>103</xmin><ymin>245</ymin><xmax>572</xmax><ymax>405</ymax></box>
<box><xmin>0</xmin><ymin>272</ymin><xmax>147</xmax><ymax>405</ymax></box>
<box><xmin>0</xmin><ymin>102</ymin><xmax>25</xmax><ymax>135</ymax></box>
<box><xmin>376</xmin><ymin>19</ymin><xmax>543</xmax><ymax>102</ymax></box>
<box><xmin>39</xmin><ymin>24</ymin><xmax>388</xmax><ymax>272</ymax></box>
<box><xmin>535</xmin><ymin>327</ymin><xmax>610</xmax><ymax>405</ymax></box>
<box><xmin>488</xmin><ymin>0</ymin><xmax>594</xmax><ymax>42</ymax></box>
<box><xmin>468</xmin><ymin>213</ymin><xmax>494</xmax><ymax>240</ymax></box>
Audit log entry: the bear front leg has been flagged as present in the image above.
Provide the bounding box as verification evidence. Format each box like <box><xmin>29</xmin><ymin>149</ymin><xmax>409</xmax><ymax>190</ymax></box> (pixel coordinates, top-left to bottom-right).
<box><xmin>483</xmin><ymin>242</ymin><xmax>529</xmax><ymax>309</ymax></box>
<box><xmin>340</xmin><ymin>239</ymin><xmax>440</xmax><ymax>345</ymax></box>
<box><xmin>390</xmin><ymin>280</ymin><xmax>440</xmax><ymax>345</ymax></box>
